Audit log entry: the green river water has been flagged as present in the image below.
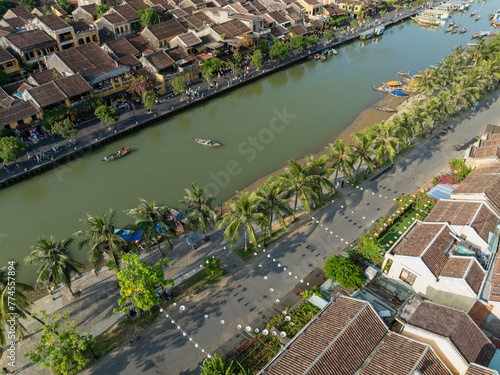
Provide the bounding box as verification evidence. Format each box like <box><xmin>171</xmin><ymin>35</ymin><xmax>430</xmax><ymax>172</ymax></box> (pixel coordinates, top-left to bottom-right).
<box><xmin>2</xmin><ymin>1</ymin><xmax>498</xmax><ymax>282</ymax></box>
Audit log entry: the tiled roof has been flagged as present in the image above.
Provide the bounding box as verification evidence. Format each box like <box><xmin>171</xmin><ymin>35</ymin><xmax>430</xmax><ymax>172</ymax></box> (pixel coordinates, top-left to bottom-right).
<box><xmin>7</xmin><ymin>7</ymin><xmax>35</xmax><ymax>20</ymax></box>
<box><xmin>0</xmin><ymin>101</ymin><xmax>39</xmax><ymax>126</ymax></box>
<box><xmin>126</xmin><ymin>34</ymin><xmax>156</xmax><ymax>54</ymax></box>
<box><xmin>52</xmin><ymin>5</ymin><xmax>68</xmax><ymax>16</ymax></box>
<box><xmin>267</xmin><ymin>10</ymin><xmax>288</xmax><ymax>24</ymax></box>
<box><xmin>4</xmin><ymin>29</ymin><xmax>56</xmax><ymax>51</ymax></box>
<box><xmin>0</xmin><ymin>46</ymin><xmax>15</xmax><ymax>64</ymax></box>
<box><xmin>179</xmin><ymin>12</ymin><xmax>212</xmax><ymax>29</ymax></box>
<box><xmin>466</xmin><ymin>363</ymin><xmax>499</xmax><ymax>375</ymax></box>
<box><xmin>286</xmin><ymin>8</ymin><xmax>302</xmax><ymax>22</ymax></box>
<box><xmin>175</xmin><ymin>31</ymin><xmax>202</xmax><ymax>47</ymax></box>
<box><xmin>483</xmin><ymin>139</ymin><xmax>500</xmax><ymax>147</ymax></box>
<box><xmin>49</xmin><ymin>42</ymin><xmax>118</xmax><ymax>79</ymax></box>
<box><xmin>145</xmin><ymin>50</ymin><xmax>174</xmax><ymax>70</ymax></box>
<box><xmin>395</xmin><ymin>222</ymin><xmax>446</xmax><ymax>257</ymax></box>
<box><xmin>453</xmin><ymin>165</ymin><xmax>500</xmax><ymax>210</ymax></box>
<box><xmin>78</xmin><ymin>4</ymin><xmax>98</xmax><ymax>17</ymax></box>
<box><xmin>69</xmin><ymin>20</ymin><xmax>94</xmax><ymax>33</ymax></box>
<box><xmin>116</xmin><ymin>54</ymin><xmax>140</xmax><ymax>67</ymax></box>
<box><xmin>407</xmin><ymin>300</ymin><xmax>496</xmax><ymax>366</ymax></box>
<box><xmin>466</xmin><ymin>260</ymin><xmax>486</xmax><ymax>294</ymax></box>
<box><xmin>422</xmin><ymin>229</ymin><xmax>454</xmax><ymax>277</ymax></box>
<box><xmin>37</xmin><ymin>14</ymin><xmax>71</xmax><ymax>31</ymax></box>
<box><xmin>27</xmin><ymin>81</ymin><xmax>66</xmax><ymax>107</ymax></box>
<box><xmin>125</xmin><ymin>0</ymin><xmax>149</xmax><ymax>11</ymax></box>
<box><xmin>270</xmin><ymin>24</ymin><xmax>287</xmax><ymax>37</ymax></box>
<box><xmin>290</xmin><ymin>24</ymin><xmax>307</xmax><ymax>35</ymax></box>
<box><xmin>212</xmin><ymin>19</ymin><xmax>249</xmax><ymax>38</ymax></box>
<box><xmin>54</xmin><ymin>74</ymin><xmax>92</xmax><ymax>98</ymax></box>
<box><xmin>113</xmin><ymin>4</ymin><xmax>140</xmax><ymax>21</ymax></box>
<box><xmin>440</xmin><ymin>257</ymin><xmax>470</xmax><ymax>278</ymax></box>
<box><xmin>262</xmin><ymin>296</ymin><xmax>387</xmax><ymax>375</ymax></box>
<box><xmin>472</xmin><ymin>146</ymin><xmax>500</xmax><ymax>159</ymax></box>
<box><xmin>171</xmin><ymin>8</ymin><xmax>188</xmax><ymax>18</ymax></box>
<box><xmin>359</xmin><ymin>333</ymin><xmax>451</xmax><ymax>375</ymax></box>
<box><xmin>468</xmin><ymin>300</ymin><xmax>493</xmax><ymax>327</ymax></box>
<box><xmin>29</xmin><ymin>68</ymin><xmax>61</xmax><ymax>85</ymax></box>
<box><xmin>17</xmin><ymin>82</ymin><xmax>32</xmax><ymax>93</ymax></box>
<box><xmin>3</xmin><ymin>17</ymin><xmax>27</xmax><ymax>29</ymax></box>
<box><xmin>472</xmin><ymin>204</ymin><xmax>500</xmax><ymax>242</ymax></box>
<box><xmin>105</xmin><ymin>38</ymin><xmax>140</xmax><ymax>58</ymax></box>
<box><xmin>145</xmin><ymin>18</ymin><xmax>186</xmax><ymax>40</ymax></box>
<box><xmin>103</xmin><ymin>12</ymin><xmax>127</xmax><ymax>24</ymax></box>
<box><xmin>425</xmin><ymin>200</ymin><xmax>480</xmax><ymax>225</ymax></box>
<box><xmin>491</xmin><ymin>255</ymin><xmax>500</xmax><ymax>302</ymax></box>
<box><xmin>225</xmin><ymin>2</ymin><xmax>247</xmax><ymax>14</ymax></box>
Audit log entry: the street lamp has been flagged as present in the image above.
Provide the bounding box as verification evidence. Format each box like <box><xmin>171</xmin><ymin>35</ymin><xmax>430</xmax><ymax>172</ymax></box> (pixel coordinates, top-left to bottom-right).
<box><xmin>261</xmin><ymin>226</ymin><xmax>268</xmax><ymax>247</ymax></box>
<box><xmin>81</xmin><ymin>334</ymin><xmax>98</xmax><ymax>361</ymax></box>
<box><xmin>217</xmin><ymin>200</ymin><xmax>224</xmax><ymax>216</ymax></box>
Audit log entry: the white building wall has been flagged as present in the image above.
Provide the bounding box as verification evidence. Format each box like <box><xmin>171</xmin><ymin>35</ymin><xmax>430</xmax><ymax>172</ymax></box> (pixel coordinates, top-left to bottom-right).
<box><xmin>386</xmin><ymin>256</ymin><xmax>437</xmax><ymax>295</ymax></box>
<box><xmin>435</xmin><ymin>277</ymin><xmax>476</xmax><ymax>298</ymax></box>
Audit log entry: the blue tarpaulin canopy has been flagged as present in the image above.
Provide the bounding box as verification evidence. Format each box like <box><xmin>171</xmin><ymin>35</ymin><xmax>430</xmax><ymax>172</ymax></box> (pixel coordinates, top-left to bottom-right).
<box><xmin>115</xmin><ymin>224</ymin><xmax>169</xmax><ymax>242</ymax></box>
<box><xmin>427</xmin><ymin>184</ymin><xmax>458</xmax><ymax>200</ymax></box>
<box><xmin>390</xmin><ymin>90</ymin><xmax>407</xmax><ymax>97</ymax></box>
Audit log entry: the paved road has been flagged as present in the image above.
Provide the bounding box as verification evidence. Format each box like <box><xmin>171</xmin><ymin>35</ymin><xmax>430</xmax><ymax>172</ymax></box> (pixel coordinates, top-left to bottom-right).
<box><xmin>80</xmin><ymin>93</ymin><xmax>500</xmax><ymax>374</ymax></box>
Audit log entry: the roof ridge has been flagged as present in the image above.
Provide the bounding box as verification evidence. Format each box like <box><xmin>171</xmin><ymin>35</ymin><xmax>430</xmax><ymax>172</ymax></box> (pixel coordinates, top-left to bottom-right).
<box><xmin>409</xmin><ymin>345</ymin><xmax>429</xmax><ymax>375</ymax></box>
<box><xmin>419</xmin><ymin>223</ymin><xmax>447</xmax><ymax>258</ymax></box>
<box><xmin>302</xmin><ymin>301</ymin><xmax>369</xmax><ymax>375</ymax></box>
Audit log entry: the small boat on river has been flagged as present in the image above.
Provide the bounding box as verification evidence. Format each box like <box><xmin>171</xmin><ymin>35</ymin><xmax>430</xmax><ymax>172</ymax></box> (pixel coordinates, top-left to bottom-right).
<box><xmin>360</xmin><ymin>29</ymin><xmax>375</xmax><ymax>40</ymax></box>
<box><xmin>193</xmin><ymin>138</ymin><xmax>221</xmax><ymax>147</ymax></box>
<box><xmin>389</xmin><ymin>90</ymin><xmax>408</xmax><ymax>97</ymax></box>
<box><xmin>471</xmin><ymin>11</ymin><xmax>476</xmax><ymax>16</ymax></box>
<box><xmin>373</xmin><ymin>85</ymin><xmax>391</xmax><ymax>93</ymax></box>
<box><xmin>374</xmin><ymin>106</ymin><xmax>397</xmax><ymax>112</ymax></box>
<box><xmin>460</xmin><ymin>27</ymin><xmax>467</xmax><ymax>33</ymax></box>
<box><xmin>102</xmin><ymin>147</ymin><xmax>131</xmax><ymax>162</ymax></box>
<box><xmin>445</xmin><ymin>27</ymin><xmax>453</xmax><ymax>33</ymax></box>
<box><xmin>451</xmin><ymin>29</ymin><xmax>457</xmax><ymax>34</ymax></box>
<box><xmin>475</xmin><ymin>16</ymin><xmax>481</xmax><ymax>21</ymax></box>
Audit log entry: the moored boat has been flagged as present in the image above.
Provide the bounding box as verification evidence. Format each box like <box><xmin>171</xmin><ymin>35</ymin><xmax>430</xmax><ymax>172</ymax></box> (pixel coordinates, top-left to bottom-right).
<box><xmin>360</xmin><ymin>29</ymin><xmax>375</xmax><ymax>40</ymax></box>
<box><xmin>320</xmin><ymin>55</ymin><xmax>326</xmax><ymax>61</ymax></box>
<box><xmin>330</xmin><ymin>48</ymin><xmax>337</xmax><ymax>55</ymax></box>
<box><xmin>389</xmin><ymin>90</ymin><xmax>408</xmax><ymax>97</ymax></box>
<box><xmin>452</xmin><ymin>29</ymin><xmax>457</xmax><ymax>34</ymax></box>
<box><xmin>475</xmin><ymin>16</ymin><xmax>480</xmax><ymax>21</ymax></box>
<box><xmin>385</xmin><ymin>80</ymin><xmax>402</xmax><ymax>87</ymax></box>
<box><xmin>445</xmin><ymin>27</ymin><xmax>453</xmax><ymax>33</ymax></box>
<box><xmin>102</xmin><ymin>147</ymin><xmax>131</xmax><ymax>162</ymax></box>
<box><xmin>460</xmin><ymin>27</ymin><xmax>467</xmax><ymax>33</ymax></box>
<box><xmin>373</xmin><ymin>85</ymin><xmax>391</xmax><ymax>93</ymax></box>
<box><xmin>396</xmin><ymin>71</ymin><xmax>410</xmax><ymax>76</ymax></box>
<box><xmin>193</xmin><ymin>138</ymin><xmax>221</xmax><ymax>147</ymax></box>
<box><xmin>470</xmin><ymin>11</ymin><xmax>476</xmax><ymax>16</ymax></box>
<box><xmin>374</xmin><ymin>25</ymin><xmax>385</xmax><ymax>35</ymax></box>
<box><xmin>374</xmin><ymin>106</ymin><xmax>397</xmax><ymax>112</ymax></box>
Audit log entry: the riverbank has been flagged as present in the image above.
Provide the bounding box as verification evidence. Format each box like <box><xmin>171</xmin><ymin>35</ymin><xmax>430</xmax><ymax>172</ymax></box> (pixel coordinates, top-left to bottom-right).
<box><xmin>0</xmin><ymin>5</ymin><xmax>424</xmax><ymax>190</ymax></box>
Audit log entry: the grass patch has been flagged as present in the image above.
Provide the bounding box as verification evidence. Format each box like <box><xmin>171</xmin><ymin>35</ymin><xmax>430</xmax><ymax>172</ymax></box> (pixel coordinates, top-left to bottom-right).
<box><xmin>234</xmin><ymin>228</ymin><xmax>284</xmax><ymax>262</ymax></box>
<box><xmin>171</xmin><ymin>268</ymin><xmax>227</xmax><ymax>301</ymax></box>
<box><xmin>376</xmin><ymin>208</ymin><xmax>427</xmax><ymax>250</ymax></box>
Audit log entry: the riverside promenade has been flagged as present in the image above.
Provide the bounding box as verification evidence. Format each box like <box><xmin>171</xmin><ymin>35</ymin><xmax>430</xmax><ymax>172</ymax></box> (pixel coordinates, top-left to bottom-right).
<box><xmin>0</xmin><ymin>5</ymin><xmax>426</xmax><ymax>189</ymax></box>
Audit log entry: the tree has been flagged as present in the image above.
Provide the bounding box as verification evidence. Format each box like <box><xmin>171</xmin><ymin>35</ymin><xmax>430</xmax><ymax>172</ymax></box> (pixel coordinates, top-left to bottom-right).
<box><xmin>172</xmin><ymin>77</ymin><xmax>187</xmax><ymax>96</ymax></box>
<box><xmin>279</xmin><ymin>160</ymin><xmax>317</xmax><ymax>219</ymax></box>
<box><xmin>269</xmin><ymin>38</ymin><xmax>290</xmax><ymax>61</ymax></box>
<box><xmin>203</xmin><ymin>256</ymin><xmax>222</xmax><ymax>276</ymax></box>
<box><xmin>57</xmin><ymin>0</ymin><xmax>74</xmax><ymax>13</ymax></box>
<box><xmin>323</xmin><ymin>30</ymin><xmax>336</xmax><ymax>41</ymax></box>
<box><xmin>179</xmin><ymin>183</ymin><xmax>217</xmax><ymax>239</ymax></box>
<box><xmin>238</xmin><ymin>34</ymin><xmax>253</xmax><ymax>49</ymax></box>
<box><xmin>0</xmin><ymin>0</ymin><xmax>12</xmax><ymax>18</ymax></box>
<box><xmin>74</xmin><ymin>209</ymin><xmax>126</xmax><ymax>273</ymax></box>
<box><xmin>290</xmin><ymin>35</ymin><xmax>307</xmax><ymax>51</ymax></box>
<box><xmin>94</xmin><ymin>105</ymin><xmax>119</xmax><ymax>130</ymax></box>
<box><xmin>218</xmin><ymin>190</ymin><xmax>266</xmax><ymax>252</ymax></box>
<box><xmin>126</xmin><ymin>74</ymin><xmax>150</xmax><ymax>98</ymax></box>
<box><xmin>115</xmin><ymin>254</ymin><xmax>173</xmax><ymax>315</ymax></box>
<box><xmin>232</xmin><ymin>52</ymin><xmax>242</xmax><ymax>67</ymax></box>
<box><xmin>137</xmin><ymin>8</ymin><xmax>159</xmax><ymax>27</ymax></box>
<box><xmin>19</xmin><ymin>0</ymin><xmax>39</xmax><ymax>11</ymax></box>
<box><xmin>0</xmin><ymin>69</ymin><xmax>9</xmax><ymax>85</ymax></box>
<box><xmin>372</xmin><ymin>124</ymin><xmax>399</xmax><ymax>165</ymax></box>
<box><xmin>254</xmin><ymin>177</ymin><xmax>293</xmax><ymax>237</ymax></box>
<box><xmin>142</xmin><ymin>90</ymin><xmax>156</xmax><ymax>112</ymax></box>
<box><xmin>25</xmin><ymin>236</ymin><xmax>84</xmax><ymax>297</ymax></box>
<box><xmin>250</xmin><ymin>49</ymin><xmax>263</xmax><ymax>70</ymax></box>
<box><xmin>165</xmin><ymin>10</ymin><xmax>173</xmax><ymax>20</ymax></box>
<box><xmin>42</xmin><ymin>4</ymin><xmax>52</xmax><ymax>13</ymax></box>
<box><xmin>200</xmin><ymin>354</ymin><xmax>248</xmax><ymax>375</ymax></box>
<box><xmin>324</xmin><ymin>255</ymin><xmax>365</xmax><ymax>288</ymax></box>
<box><xmin>202</xmin><ymin>58</ymin><xmax>223</xmax><ymax>82</ymax></box>
<box><xmin>0</xmin><ymin>136</ymin><xmax>26</xmax><ymax>166</ymax></box>
<box><xmin>24</xmin><ymin>311</ymin><xmax>89</xmax><ymax>375</ymax></box>
<box><xmin>126</xmin><ymin>199</ymin><xmax>178</xmax><ymax>257</ymax></box>
<box><xmin>351</xmin><ymin>131</ymin><xmax>375</xmax><ymax>179</ymax></box>
<box><xmin>304</xmin><ymin>155</ymin><xmax>334</xmax><ymax>205</ymax></box>
<box><xmin>306</xmin><ymin>35</ymin><xmax>319</xmax><ymax>47</ymax></box>
<box><xmin>348</xmin><ymin>236</ymin><xmax>383</xmax><ymax>264</ymax></box>
<box><xmin>325</xmin><ymin>139</ymin><xmax>353</xmax><ymax>183</ymax></box>
<box><xmin>51</xmin><ymin>119</ymin><xmax>77</xmax><ymax>139</ymax></box>
<box><xmin>0</xmin><ymin>263</ymin><xmax>34</xmax><ymax>345</ymax></box>
<box><xmin>96</xmin><ymin>4</ymin><xmax>108</xmax><ymax>18</ymax></box>
<box><xmin>259</xmin><ymin>39</ymin><xmax>269</xmax><ymax>52</ymax></box>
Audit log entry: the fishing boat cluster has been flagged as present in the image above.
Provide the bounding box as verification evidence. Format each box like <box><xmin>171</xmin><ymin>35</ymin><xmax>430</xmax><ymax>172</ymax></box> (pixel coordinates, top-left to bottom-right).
<box><xmin>307</xmin><ymin>48</ymin><xmax>338</xmax><ymax>61</ymax></box>
<box><xmin>372</xmin><ymin>73</ymin><xmax>420</xmax><ymax>100</ymax></box>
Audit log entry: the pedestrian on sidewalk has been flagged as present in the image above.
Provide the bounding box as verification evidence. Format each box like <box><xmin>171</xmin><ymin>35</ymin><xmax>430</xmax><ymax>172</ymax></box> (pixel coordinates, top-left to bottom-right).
<box><xmin>26</xmin><ymin>152</ymin><xmax>30</xmax><ymax>160</ymax></box>
<box><xmin>341</xmin><ymin>179</ymin><xmax>344</xmax><ymax>188</ymax></box>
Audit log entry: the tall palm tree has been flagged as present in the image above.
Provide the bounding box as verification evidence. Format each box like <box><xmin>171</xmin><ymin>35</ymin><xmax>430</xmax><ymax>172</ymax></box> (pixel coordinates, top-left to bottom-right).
<box><xmin>25</xmin><ymin>236</ymin><xmax>84</xmax><ymax>296</ymax></box>
<box><xmin>304</xmin><ymin>154</ymin><xmax>335</xmax><ymax>203</ymax></box>
<box><xmin>278</xmin><ymin>159</ymin><xmax>318</xmax><ymax>219</ymax></box>
<box><xmin>254</xmin><ymin>177</ymin><xmax>293</xmax><ymax>238</ymax></box>
<box><xmin>126</xmin><ymin>199</ymin><xmax>178</xmax><ymax>257</ymax></box>
<box><xmin>218</xmin><ymin>190</ymin><xmax>266</xmax><ymax>252</ymax></box>
<box><xmin>372</xmin><ymin>124</ymin><xmax>399</xmax><ymax>165</ymax></box>
<box><xmin>351</xmin><ymin>131</ymin><xmax>375</xmax><ymax>179</ymax></box>
<box><xmin>74</xmin><ymin>209</ymin><xmax>126</xmax><ymax>273</ymax></box>
<box><xmin>0</xmin><ymin>265</ymin><xmax>34</xmax><ymax>345</ymax></box>
<box><xmin>179</xmin><ymin>183</ymin><xmax>217</xmax><ymax>239</ymax></box>
<box><xmin>325</xmin><ymin>139</ymin><xmax>353</xmax><ymax>184</ymax></box>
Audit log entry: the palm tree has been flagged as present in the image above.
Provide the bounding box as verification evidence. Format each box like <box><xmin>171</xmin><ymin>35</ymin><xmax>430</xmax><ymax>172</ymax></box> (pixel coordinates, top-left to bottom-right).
<box><xmin>179</xmin><ymin>183</ymin><xmax>217</xmax><ymax>239</ymax></box>
<box><xmin>126</xmin><ymin>199</ymin><xmax>178</xmax><ymax>257</ymax></box>
<box><xmin>0</xmin><ymin>265</ymin><xmax>34</xmax><ymax>345</ymax></box>
<box><xmin>351</xmin><ymin>131</ymin><xmax>375</xmax><ymax>179</ymax></box>
<box><xmin>325</xmin><ymin>139</ymin><xmax>353</xmax><ymax>184</ymax></box>
<box><xmin>74</xmin><ymin>209</ymin><xmax>126</xmax><ymax>273</ymax></box>
<box><xmin>278</xmin><ymin>159</ymin><xmax>317</xmax><ymax>219</ymax></box>
<box><xmin>372</xmin><ymin>124</ymin><xmax>399</xmax><ymax>165</ymax></box>
<box><xmin>254</xmin><ymin>177</ymin><xmax>293</xmax><ymax>238</ymax></box>
<box><xmin>25</xmin><ymin>236</ymin><xmax>84</xmax><ymax>297</ymax></box>
<box><xmin>304</xmin><ymin>154</ymin><xmax>335</xmax><ymax>204</ymax></box>
<box><xmin>218</xmin><ymin>190</ymin><xmax>266</xmax><ymax>252</ymax></box>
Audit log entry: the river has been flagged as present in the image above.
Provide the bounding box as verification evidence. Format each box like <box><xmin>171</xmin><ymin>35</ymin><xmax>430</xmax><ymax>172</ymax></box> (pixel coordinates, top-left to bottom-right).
<box><xmin>2</xmin><ymin>1</ymin><xmax>498</xmax><ymax>282</ymax></box>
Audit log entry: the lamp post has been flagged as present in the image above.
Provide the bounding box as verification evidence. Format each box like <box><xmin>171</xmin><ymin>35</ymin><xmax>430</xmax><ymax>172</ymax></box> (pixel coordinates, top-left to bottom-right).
<box><xmin>81</xmin><ymin>334</ymin><xmax>98</xmax><ymax>361</ymax></box>
<box><xmin>261</xmin><ymin>226</ymin><xmax>268</xmax><ymax>247</ymax></box>
<box><xmin>217</xmin><ymin>200</ymin><xmax>224</xmax><ymax>216</ymax></box>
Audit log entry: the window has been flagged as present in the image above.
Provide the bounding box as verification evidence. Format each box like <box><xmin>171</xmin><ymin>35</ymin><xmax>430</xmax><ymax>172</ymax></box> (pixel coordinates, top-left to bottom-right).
<box><xmin>399</xmin><ymin>268</ymin><xmax>417</xmax><ymax>286</ymax></box>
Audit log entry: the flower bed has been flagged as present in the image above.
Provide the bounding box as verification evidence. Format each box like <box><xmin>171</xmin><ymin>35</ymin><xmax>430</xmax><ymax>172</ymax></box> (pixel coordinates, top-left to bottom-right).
<box><xmin>230</xmin><ymin>301</ymin><xmax>320</xmax><ymax>374</ymax></box>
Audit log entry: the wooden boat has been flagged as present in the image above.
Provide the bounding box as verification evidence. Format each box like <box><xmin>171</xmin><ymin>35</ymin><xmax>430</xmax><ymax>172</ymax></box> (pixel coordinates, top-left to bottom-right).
<box><xmin>374</xmin><ymin>25</ymin><xmax>385</xmax><ymax>35</ymax></box>
<box><xmin>475</xmin><ymin>16</ymin><xmax>480</xmax><ymax>21</ymax></box>
<box><xmin>360</xmin><ymin>29</ymin><xmax>375</xmax><ymax>40</ymax></box>
<box><xmin>460</xmin><ymin>27</ymin><xmax>467</xmax><ymax>33</ymax></box>
<box><xmin>389</xmin><ymin>90</ymin><xmax>408</xmax><ymax>97</ymax></box>
<box><xmin>102</xmin><ymin>147</ymin><xmax>131</xmax><ymax>161</ymax></box>
<box><xmin>373</xmin><ymin>85</ymin><xmax>391</xmax><ymax>93</ymax></box>
<box><xmin>396</xmin><ymin>71</ymin><xmax>410</xmax><ymax>76</ymax></box>
<box><xmin>451</xmin><ymin>29</ymin><xmax>457</xmax><ymax>34</ymax></box>
<box><xmin>453</xmin><ymin>23</ymin><xmax>459</xmax><ymax>28</ymax></box>
<box><xmin>445</xmin><ymin>27</ymin><xmax>453</xmax><ymax>33</ymax></box>
<box><xmin>320</xmin><ymin>55</ymin><xmax>326</xmax><ymax>61</ymax></box>
<box><xmin>374</xmin><ymin>106</ymin><xmax>397</xmax><ymax>112</ymax></box>
<box><xmin>449</xmin><ymin>21</ymin><xmax>456</xmax><ymax>27</ymax></box>
<box><xmin>193</xmin><ymin>138</ymin><xmax>221</xmax><ymax>147</ymax></box>
<box><xmin>385</xmin><ymin>80</ymin><xmax>402</xmax><ymax>87</ymax></box>
<box><xmin>470</xmin><ymin>11</ymin><xmax>476</xmax><ymax>16</ymax></box>
<box><xmin>329</xmin><ymin>49</ymin><xmax>338</xmax><ymax>55</ymax></box>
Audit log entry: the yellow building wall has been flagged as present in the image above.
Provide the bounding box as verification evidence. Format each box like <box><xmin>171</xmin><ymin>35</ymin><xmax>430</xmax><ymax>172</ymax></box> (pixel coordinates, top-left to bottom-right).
<box><xmin>1</xmin><ymin>59</ymin><xmax>21</xmax><ymax>75</ymax></box>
